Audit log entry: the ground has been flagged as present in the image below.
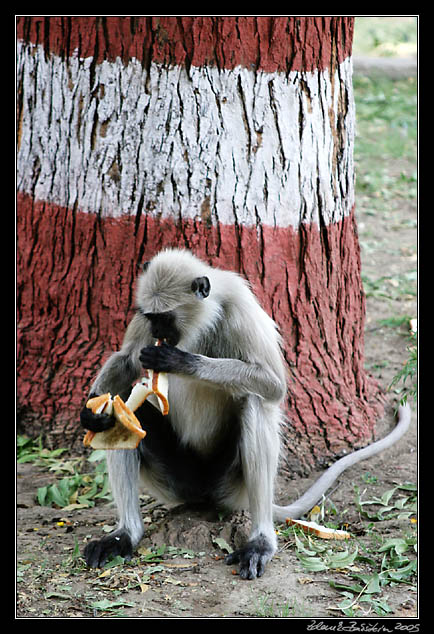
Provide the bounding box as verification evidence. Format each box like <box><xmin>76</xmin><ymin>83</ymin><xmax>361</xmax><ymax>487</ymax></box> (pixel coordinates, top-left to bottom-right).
<box><xmin>16</xmin><ymin>23</ymin><xmax>417</xmax><ymax>621</ymax></box>
<box><xmin>17</xmin><ymin>399</ymin><xmax>417</xmax><ymax>619</ymax></box>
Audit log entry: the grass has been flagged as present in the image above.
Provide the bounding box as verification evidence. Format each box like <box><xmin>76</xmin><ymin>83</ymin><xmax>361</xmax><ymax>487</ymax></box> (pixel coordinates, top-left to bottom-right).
<box><xmin>255</xmin><ymin>594</ymin><xmax>314</xmax><ymax>618</ymax></box>
<box><xmin>353</xmin><ymin>20</ymin><xmax>417</xmax><ymax>209</ymax></box>
<box><xmin>352</xmin><ymin>29</ymin><xmax>417</xmax><ymax>408</ymax></box>
<box><xmin>354</xmin><ymin>75</ymin><xmax>417</xmax><ymax>205</ymax></box>
<box><xmin>17</xmin><ymin>436</ymin><xmax>111</xmax><ymax>509</ymax></box>
<box><xmin>388</xmin><ymin>331</ymin><xmax>417</xmax><ymax>406</ymax></box>
<box><xmin>353</xmin><ymin>17</ymin><xmax>417</xmax><ymax>59</ymax></box>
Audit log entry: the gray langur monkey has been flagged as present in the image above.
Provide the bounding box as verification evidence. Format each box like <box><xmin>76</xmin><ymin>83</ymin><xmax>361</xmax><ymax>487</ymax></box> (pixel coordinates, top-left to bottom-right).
<box><xmin>80</xmin><ymin>248</ymin><xmax>411</xmax><ymax>579</ymax></box>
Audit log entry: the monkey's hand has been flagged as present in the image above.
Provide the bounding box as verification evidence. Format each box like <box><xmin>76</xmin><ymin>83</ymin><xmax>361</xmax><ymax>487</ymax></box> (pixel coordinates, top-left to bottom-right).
<box><xmin>80</xmin><ymin>398</ymin><xmax>116</xmax><ymax>433</ymax></box>
<box><xmin>139</xmin><ymin>342</ymin><xmax>197</xmax><ymax>375</ymax></box>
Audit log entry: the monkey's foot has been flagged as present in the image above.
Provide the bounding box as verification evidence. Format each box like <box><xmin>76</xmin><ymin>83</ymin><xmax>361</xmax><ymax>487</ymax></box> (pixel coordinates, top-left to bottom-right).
<box><xmin>83</xmin><ymin>530</ymin><xmax>133</xmax><ymax>568</ymax></box>
<box><xmin>224</xmin><ymin>534</ymin><xmax>275</xmax><ymax>580</ymax></box>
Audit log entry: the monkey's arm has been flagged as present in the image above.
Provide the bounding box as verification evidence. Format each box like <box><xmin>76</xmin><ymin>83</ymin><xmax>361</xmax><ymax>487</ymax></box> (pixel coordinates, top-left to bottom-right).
<box><xmin>139</xmin><ymin>343</ymin><xmax>285</xmax><ymax>402</ymax></box>
<box><xmin>81</xmin><ymin>315</ymin><xmax>148</xmax><ymax>432</ymax></box>
<box><xmin>193</xmin><ymin>356</ymin><xmax>285</xmax><ymax>402</ymax></box>
<box><xmin>89</xmin><ymin>313</ymin><xmax>150</xmax><ymax>397</ymax></box>
<box><xmin>89</xmin><ymin>352</ymin><xmax>141</xmax><ymax>399</ymax></box>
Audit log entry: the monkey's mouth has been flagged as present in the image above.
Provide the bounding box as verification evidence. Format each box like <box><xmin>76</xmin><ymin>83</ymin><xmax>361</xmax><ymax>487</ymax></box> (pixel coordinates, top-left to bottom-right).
<box><xmin>144</xmin><ymin>311</ymin><xmax>181</xmax><ymax>346</ymax></box>
<box><xmin>155</xmin><ymin>334</ymin><xmax>181</xmax><ymax>347</ymax></box>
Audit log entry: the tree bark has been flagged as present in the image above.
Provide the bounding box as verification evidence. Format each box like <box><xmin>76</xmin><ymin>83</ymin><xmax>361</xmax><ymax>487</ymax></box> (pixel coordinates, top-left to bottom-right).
<box><xmin>17</xmin><ymin>17</ymin><xmax>384</xmax><ymax>471</ymax></box>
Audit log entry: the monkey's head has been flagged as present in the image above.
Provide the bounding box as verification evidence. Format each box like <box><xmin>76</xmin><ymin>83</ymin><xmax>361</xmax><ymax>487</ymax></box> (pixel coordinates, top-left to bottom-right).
<box><xmin>136</xmin><ymin>249</ymin><xmax>215</xmax><ymax>347</ymax></box>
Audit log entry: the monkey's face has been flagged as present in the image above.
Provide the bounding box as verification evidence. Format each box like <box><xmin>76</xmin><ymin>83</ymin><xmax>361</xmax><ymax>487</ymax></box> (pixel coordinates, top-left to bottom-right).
<box><xmin>136</xmin><ymin>251</ymin><xmax>212</xmax><ymax>347</ymax></box>
<box><xmin>142</xmin><ymin>310</ymin><xmax>180</xmax><ymax>346</ymax></box>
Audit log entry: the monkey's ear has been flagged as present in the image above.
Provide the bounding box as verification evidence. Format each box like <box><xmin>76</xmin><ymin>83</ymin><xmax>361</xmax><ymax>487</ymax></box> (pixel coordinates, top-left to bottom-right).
<box><xmin>191</xmin><ymin>276</ymin><xmax>210</xmax><ymax>299</ymax></box>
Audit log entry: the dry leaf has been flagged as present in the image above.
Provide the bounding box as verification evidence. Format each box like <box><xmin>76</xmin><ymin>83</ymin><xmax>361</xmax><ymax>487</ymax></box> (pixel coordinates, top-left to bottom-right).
<box><xmin>308</xmin><ymin>505</ymin><xmax>322</xmax><ymax>522</ymax></box>
<box><xmin>298</xmin><ymin>576</ymin><xmax>314</xmax><ymax>584</ymax></box>
<box><xmin>163</xmin><ymin>576</ymin><xmax>183</xmax><ymax>585</ymax></box>
<box><xmin>212</xmin><ymin>536</ymin><xmax>233</xmax><ymax>553</ymax></box>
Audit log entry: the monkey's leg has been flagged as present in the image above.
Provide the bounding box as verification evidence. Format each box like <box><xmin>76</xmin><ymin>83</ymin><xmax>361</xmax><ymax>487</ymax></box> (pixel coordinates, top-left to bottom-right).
<box><xmin>83</xmin><ymin>449</ymin><xmax>144</xmax><ymax>567</ymax></box>
<box><xmin>225</xmin><ymin>398</ymin><xmax>280</xmax><ymax>579</ymax></box>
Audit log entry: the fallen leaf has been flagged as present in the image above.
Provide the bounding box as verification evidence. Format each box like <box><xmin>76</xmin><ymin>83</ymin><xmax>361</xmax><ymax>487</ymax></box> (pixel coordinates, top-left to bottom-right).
<box><xmin>212</xmin><ymin>536</ymin><xmax>233</xmax><ymax>553</ymax></box>
<box><xmin>44</xmin><ymin>591</ymin><xmax>70</xmax><ymax>600</ymax></box>
<box><xmin>91</xmin><ymin>598</ymin><xmax>135</xmax><ymax>611</ymax></box>
<box><xmin>309</xmin><ymin>505</ymin><xmax>321</xmax><ymax>517</ymax></box>
<box><xmin>61</xmin><ymin>503</ymin><xmax>89</xmax><ymax>511</ymax></box>
<box><xmin>163</xmin><ymin>576</ymin><xmax>183</xmax><ymax>585</ymax></box>
<box><xmin>102</xmin><ymin>524</ymin><xmax>116</xmax><ymax>533</ymax></box>
<box><xmin>298</xmin><ymin>577</ymin><xmax>314</xmax><ymax>584</ymax></box>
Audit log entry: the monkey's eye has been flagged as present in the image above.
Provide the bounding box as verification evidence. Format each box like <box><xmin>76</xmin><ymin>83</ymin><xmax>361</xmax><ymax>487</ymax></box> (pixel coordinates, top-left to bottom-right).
<box><xmin>142</xmin><ymin>261</ymin><xmax>150</xmax><ymax>272</ymax></box>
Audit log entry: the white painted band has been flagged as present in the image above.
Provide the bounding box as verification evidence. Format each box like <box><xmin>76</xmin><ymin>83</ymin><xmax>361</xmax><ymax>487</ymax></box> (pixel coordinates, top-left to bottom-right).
<box><xmin>17</xmin><ymin>41</ymin><xmax>355</xmax><ymax>229</ymax></box>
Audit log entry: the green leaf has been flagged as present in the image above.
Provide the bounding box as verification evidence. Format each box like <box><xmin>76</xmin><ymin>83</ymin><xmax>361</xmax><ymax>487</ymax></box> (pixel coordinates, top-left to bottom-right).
<box><xmin>380</xmin><ymin>488</ymin><xmax>397</xmax><ymax>506</ymax></box>
<box><xmin>294</xmin><ymin>532</ymin><xmax>327</xmax><ymax>556</ymax></box>
<box><xmin>329</xmin><ymin>580</ymin><xmax>364</xmax><ymax>594</ymax></box>
<box><xmin>326</xmin><ymin>545</ymin><xmax>359</xmax><ymax>569</ymax></box>
<box><xmin>103</xmin><ymin>555</ymin><xmax>126</xmax><ymax>569</ymax></box>
<box><xmin>371</xmin><ymin>598</ymin><xmax>394</xmax><ymax>616</ymax></box>
<box><xmin>380</xmin><ymin>538</ymin><xmax>410</xmax><ymax>557</ymax></box>
<box><xmin>87</xmin><ymin>449</ymin><xmax>107</xmax><ymax>463</ymax></box>
<box><xmin>212</xmin><ymin>536</ymin><xmax>233</xmax><ymax>554</ymax></box>
<box><xmin>365</xmin><ymin>573</ymin><xmax>381</xmax><ymax>594</ymax></box>
<box><xmin>37</xmin><ymin>486</ymin><xmax>48</xmax><ymax>506</ymax></box>
<box><xmin>397</xmin><ymin>482</ymin><xmax>417</xmax><ymax>492</ymax></box>
<box><xmin>296</xmin><ymin>553</ymin><xmax>329</xmax><ymax>572</ymax></box>
<box><xmin>91</xmin><ymin>598</ymin><xmax>135</xmax><ymax>611</ymax></box>
<box><xmin>44</xmin><ymin>591</ymin><xmax>71</xmax><ymax>600</ymax></box>
<box><xmin>387</xmin><ymin>560</ymin><xmax>417</xmax><ymax>581</ymax></box>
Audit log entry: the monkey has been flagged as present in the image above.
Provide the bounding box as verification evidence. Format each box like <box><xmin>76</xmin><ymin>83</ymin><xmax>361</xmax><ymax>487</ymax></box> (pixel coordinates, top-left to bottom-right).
<box><xmin>80</xmin><ymin>248</ymin><xmax>411</xmax><ymax>579</ymax></box>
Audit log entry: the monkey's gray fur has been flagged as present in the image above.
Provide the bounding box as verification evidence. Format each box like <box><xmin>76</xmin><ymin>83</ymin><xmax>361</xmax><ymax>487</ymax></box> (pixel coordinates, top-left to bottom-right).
<box><xmin>81</xmin><ymin>248</ymin><xmax>411</xmax><ymax>579</ymax></box>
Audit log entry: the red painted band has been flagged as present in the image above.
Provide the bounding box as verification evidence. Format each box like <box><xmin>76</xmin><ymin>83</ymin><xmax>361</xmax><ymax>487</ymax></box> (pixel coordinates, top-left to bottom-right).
<box><xmin>17</xmin><ymin>191</ymin><xmax>382</xmax><ymax>457</ymax></box>
<box><xmin>16</xmin><ymin>16</ymin><xmax>353</xmax><ymax>73</ymax></box>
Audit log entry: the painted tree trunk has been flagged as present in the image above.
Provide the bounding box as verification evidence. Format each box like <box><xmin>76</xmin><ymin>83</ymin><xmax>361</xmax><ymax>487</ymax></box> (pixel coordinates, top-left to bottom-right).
<box><xmin>17</xmin><ymin>17</ymin><xmax>384</xmax><ymax>471</ymax></box>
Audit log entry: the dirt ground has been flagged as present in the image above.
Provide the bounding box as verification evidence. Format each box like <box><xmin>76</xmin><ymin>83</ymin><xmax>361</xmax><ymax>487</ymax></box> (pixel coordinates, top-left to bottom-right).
<box><xmin>17</xmin><ymin>410</ymin><xmax>417</xmax><ymax>620</ymax></box>
<box><xmin>16</xmin><ymin>74</ymin><xmax>417</xmax><ymax>620</ymax></box>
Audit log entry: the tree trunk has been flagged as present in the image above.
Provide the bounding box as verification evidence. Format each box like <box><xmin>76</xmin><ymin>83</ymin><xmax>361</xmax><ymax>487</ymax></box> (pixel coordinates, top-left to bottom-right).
<box><xmin>17</xmin><ymin>17</ymin><xmax>384</xmax><ymax>471</ymax></box>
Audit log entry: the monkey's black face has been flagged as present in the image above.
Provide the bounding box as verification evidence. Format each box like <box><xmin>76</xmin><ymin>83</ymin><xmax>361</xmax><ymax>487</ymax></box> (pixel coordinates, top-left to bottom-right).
<box><xmin>143</xmin><ymin>311</ymin><xmax>181</xmax><ymax>346</ymax></box>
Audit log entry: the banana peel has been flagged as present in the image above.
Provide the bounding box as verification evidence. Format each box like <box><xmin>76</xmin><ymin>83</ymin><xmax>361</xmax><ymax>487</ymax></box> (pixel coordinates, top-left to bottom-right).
<box><xmin>83</xmin><ymin>345</ymin><xmax>169</xmax><ymax>450</ymax></box>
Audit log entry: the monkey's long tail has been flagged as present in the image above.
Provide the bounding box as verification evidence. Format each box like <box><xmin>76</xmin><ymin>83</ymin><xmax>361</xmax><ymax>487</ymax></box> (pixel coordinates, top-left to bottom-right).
<box><xmin>273</xmin><ymin>403</ymin><xmax>412</xmax><ymax>523</ymax></box>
